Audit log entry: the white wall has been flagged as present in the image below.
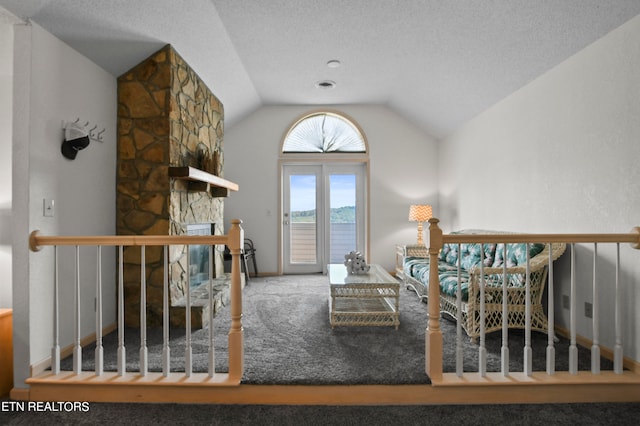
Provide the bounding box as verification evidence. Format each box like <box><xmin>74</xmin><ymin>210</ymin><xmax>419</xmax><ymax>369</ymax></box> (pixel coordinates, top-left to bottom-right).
<box><xmin>223</xmin><ymin>105</ymin><xmax>439</xmax><ymax>274</ymax></box>
<box><xmin>439</xmin><ymin>15</ymin><xmax>640</xmax><ymax>361</ymax></box>
<box><xmin>0</xmin><ymin>20</ymin><xmax>12</xmax><ymax>308</ymax></box>
<box><xmin>12</xmin><ymin>22</ymin><xmax>117</xmax><ymax>388</ymax></box>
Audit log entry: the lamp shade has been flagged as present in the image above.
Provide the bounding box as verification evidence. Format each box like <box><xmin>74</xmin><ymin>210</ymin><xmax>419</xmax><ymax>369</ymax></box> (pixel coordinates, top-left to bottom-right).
<box><xmin>408</xmin><ymin>205</ymin><xmax>432</xmax><ymax>222</ymax></box>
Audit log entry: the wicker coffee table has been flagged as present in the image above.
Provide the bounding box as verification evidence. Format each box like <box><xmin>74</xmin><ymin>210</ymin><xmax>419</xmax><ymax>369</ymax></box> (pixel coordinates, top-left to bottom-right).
<box><xmin>328</xmin><ymin>264</ymin><xmax>400</xmax><ymax>329</ymax></box>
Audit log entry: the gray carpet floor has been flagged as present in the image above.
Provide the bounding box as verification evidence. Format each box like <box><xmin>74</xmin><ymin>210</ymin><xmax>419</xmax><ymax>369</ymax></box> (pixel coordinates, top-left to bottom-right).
<box><xmin>62</xmin><ymin>274</ymin><xmax>611</xmax><ymax>384</ymax></box>
<box><xmin>23</xmin><ymin>275</ymin><xmax>637</xmax><ymax>424</ymax></box>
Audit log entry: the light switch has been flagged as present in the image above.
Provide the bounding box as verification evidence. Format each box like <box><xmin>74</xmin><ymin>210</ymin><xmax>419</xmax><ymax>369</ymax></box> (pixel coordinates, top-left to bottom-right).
<box><xmin>44</xmin><ymin>199</ymin><xmax>55</xmax><ymax>217</ymax></box>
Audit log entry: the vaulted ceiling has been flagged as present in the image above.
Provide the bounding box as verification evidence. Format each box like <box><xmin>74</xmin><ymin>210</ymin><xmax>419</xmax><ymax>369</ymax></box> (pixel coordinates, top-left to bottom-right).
<box><xmin>2</xmin><ymin>0</ymin><xmax>640</xmax><ymax>139</ymax></box>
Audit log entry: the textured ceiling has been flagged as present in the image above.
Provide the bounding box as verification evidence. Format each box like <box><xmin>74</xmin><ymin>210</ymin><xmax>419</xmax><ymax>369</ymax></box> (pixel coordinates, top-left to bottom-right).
<box><xmin>2</xmin><ymin>0</ymin><xmax>640</xmax><ymax>138</ymax></box>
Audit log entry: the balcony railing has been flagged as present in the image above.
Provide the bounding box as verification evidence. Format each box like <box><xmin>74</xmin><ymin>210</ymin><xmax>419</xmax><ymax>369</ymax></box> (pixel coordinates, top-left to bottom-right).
<box><xmin>290</xmin><ymin>222</ymin><xmax>356</xmax><ymax>264</ymax></box>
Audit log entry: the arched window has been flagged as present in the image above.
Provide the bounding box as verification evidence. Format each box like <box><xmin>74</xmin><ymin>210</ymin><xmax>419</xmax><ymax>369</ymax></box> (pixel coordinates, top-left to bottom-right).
<box><xmin>282</xmin><ymin>112</ymin><xmax>366</xmax><ymax>153</ymax></box>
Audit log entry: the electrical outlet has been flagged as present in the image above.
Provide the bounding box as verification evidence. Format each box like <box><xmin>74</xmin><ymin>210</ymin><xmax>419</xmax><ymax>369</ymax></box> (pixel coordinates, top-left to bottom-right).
<box><xmin>562</xmin><ymin>294</ymin><xmax>570</xmax><ymax>310</ymax></box>
<box><xmin>585</xmin><ymin>302</ymin><xmax>593</xmax><ymax>319</ymax></box>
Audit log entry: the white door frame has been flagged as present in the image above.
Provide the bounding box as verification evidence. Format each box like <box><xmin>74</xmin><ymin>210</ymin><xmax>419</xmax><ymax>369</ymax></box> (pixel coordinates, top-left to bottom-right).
<box><xmin>279</xmin><ymin>158</ymin><xmax>369</xmax><ymax>274</ymax></box>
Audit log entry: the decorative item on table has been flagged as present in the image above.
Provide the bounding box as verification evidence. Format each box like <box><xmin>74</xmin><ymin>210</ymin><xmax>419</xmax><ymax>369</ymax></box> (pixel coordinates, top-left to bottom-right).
<box><xmin>344</xmin><ymin>251</ymin><xmax>370</xmax><ymax>274</ymax></box>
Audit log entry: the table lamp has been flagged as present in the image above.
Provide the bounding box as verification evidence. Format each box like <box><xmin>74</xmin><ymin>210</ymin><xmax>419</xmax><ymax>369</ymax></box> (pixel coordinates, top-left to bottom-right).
<box><xmin>408</xmin><ymin>204</ymin><xmax>432</xmax><ymax>246</ymax></box>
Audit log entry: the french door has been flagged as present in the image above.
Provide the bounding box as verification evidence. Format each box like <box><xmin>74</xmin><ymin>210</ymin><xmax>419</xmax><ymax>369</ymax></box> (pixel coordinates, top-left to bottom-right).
<box><xmin>282</xmin><ymin>163</ymin><xmax>366</xmax><ymax>274</ymax></box>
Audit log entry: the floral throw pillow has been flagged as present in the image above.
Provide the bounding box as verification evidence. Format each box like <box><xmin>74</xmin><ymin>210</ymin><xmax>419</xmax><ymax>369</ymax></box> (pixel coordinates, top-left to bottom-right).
<box><xmin>492</xmin><ymin>243</ymin><xmax>545</xmax><ymax>267</ymax></box>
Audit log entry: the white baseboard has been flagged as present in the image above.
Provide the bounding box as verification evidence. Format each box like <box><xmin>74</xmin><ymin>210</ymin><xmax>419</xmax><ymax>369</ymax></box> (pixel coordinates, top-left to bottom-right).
<box><xmin>30</xmin><ymin>322</ymin><xmax>117</xmax><ymax>377</ymax></box>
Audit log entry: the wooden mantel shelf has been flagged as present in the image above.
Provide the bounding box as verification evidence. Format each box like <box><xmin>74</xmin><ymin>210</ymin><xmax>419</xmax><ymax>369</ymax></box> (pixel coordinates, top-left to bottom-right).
<box><xmin>169</xmin><ymin>166</ymin><xmax>239</xmax><ymax>197</ymax></box>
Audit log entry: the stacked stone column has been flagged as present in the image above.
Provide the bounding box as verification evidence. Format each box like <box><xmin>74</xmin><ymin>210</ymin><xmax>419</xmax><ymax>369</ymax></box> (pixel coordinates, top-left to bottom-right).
<box><xmin>117</xmin><ymin>45</ymin><xmax>224</xmax><ymax>327</ymax></box>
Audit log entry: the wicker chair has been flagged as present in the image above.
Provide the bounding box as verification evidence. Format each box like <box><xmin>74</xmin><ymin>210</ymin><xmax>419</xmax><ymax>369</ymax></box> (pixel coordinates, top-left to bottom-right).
<box><xmin>402</xmin><ymin>236</ymin><xmax>566</xmax><ymax>340</ymax></box>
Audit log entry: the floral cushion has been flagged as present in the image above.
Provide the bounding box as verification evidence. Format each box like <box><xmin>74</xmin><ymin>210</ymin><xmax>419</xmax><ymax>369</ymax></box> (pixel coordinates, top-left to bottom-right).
<box><xmin>439</xmin><ymin>267</ymin><xmax>471</xmax><ymax>300</ymax></box>
<box><xmin>405</xmin><ymin>238</ymin><xmax>546</xmax><ymax>301</ymax></box>
<box><xmin>439</xmin><ymin>230</ymin><xmax>463</xmax><ymax>262</ymax></box>
<box><xmin>404</xmin><ymin>256</ymin><xmax>429</xmax><ymax>278</ymax></box>
<box><xmin>439</xmin><ymin>243</ymin><xmax>453</xmax><ymax>262</ymax></box>
<box><xmin>492</xmin><ymin>243</ymin><xmax>545</xmax><ymax>268</ymax></box>
<box><xmin>460</xmin><ymin>243</ymin><xmax>497</xmax><ymax>269</ymax></box>
<box><xmin>439</xmin><ymin>242</ymin><xmax>497</xmax><ymax>269</ymax></box>
<box><xmin>404</xmin><ymin>258</ymin><xmax>472</xmax><ymax>300</ymax></box>
<box><xmin>404</xmin><ymin>256</ymin><xmax>461</xmax><ymax>286</ymax></box>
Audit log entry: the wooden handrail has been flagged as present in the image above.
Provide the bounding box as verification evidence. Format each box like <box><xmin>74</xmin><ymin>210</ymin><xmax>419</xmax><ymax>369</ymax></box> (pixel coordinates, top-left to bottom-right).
<box><xmin>442</xmin><ymin>228</ymin><xmax>640</xmax><ymax>247</ymax></box>
<box><xmin>30</xmin><ymin>232</ymin><xmax>231</xmax><ymax>251</ymax></box>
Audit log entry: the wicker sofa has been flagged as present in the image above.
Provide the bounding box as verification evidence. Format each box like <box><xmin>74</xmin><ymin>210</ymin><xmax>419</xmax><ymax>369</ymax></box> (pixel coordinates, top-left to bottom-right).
<box><xmin>402</xmin><ymin>231</ymin><xmax>566</xmax><ymax>340</ymax></box>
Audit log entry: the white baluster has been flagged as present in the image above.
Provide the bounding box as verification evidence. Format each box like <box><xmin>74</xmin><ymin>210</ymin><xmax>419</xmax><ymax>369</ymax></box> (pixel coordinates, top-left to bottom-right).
<box><xmin>52</xmin><ymin>246</ymin><xmax>60</xmax><ymax>374</ymax></box>
<box><xmin>591</xmin><ymin>243</ymin><xmax>600</xmax><ymax>374</ymax></box>
<box><xmin>524</xmin><ymin>244</ymin><xmax>532</xmax><ymax>376</ymax></box>
<box><xmin>501</xmin><ymin>244</ymin><xmax>509</xmax><ymax>376</ymax></box>
<box><xmin>74</xmin><ymin>245</ymin><xmax>82</xmax><ymax>375</ymax></box>
<box><xmin>546</xmin><ymin>243</ymin><xmax>556</xmax><ymax>375</ymax></box>
<box><xmin>162</xmin><ymin>245</ymin><xmax>170</xmax><ymax>377</ymax></box>
<box><xmin>614</xmin><ymin>243</ymin><xmax>623</xmax><ymax>374</ymax></box>
<box><xmin>140</xmin><ymin>246</ymin><xmax>148</xmax><ymax>376</ymax></box>
<box><xmin>186</xmin><ymin>244</ymin><xmax>193</xmax><ymax>377</ymax></box>
<box><xmin>569</xmin><ymin>244</ymin><xmax>578</xmax><ymax>374</ymax></box>
<box><xmin>95</xmin><ymin>246</ymin><xmax>104</xmax><ymax>376</ymax></box>
<box><xmin>479</xmin><ymin>247</ymin><xmax>486</xmax><ymax>377</ymax></box>
<box><xmin>117</xmin><ymin>245</ymin><xmax>126</xmax><ymax>376</ymax></box>
<box><xmin>455</xmin><ymin>244</ymin><xmax>463</xmax><ymax>377</ymax></box>
<box><xmin>208</xmin><ymin>243</ymin><xmax>215</xmax><ymax>378</ymax></box>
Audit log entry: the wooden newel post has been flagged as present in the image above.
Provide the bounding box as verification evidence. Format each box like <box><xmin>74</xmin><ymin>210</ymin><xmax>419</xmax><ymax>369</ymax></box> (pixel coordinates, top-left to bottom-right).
<box><xmin>425</xmin><ymin>217</ymin><xmax>443</xmax><ymax>381</ymax></box>
<box><xmin>631</xmin><ymin>226</ymin><xmax>640</xmax><ymax>250</ymax></box>
<box><xmin>227</xmin><ymin>219</ymin><xmax>244</xmax><ymax>382</ymax></box>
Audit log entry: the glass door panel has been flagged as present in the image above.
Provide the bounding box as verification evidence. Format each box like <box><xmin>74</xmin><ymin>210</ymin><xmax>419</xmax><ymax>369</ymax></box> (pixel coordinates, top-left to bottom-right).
<box><xmin>283</xmin><ymin>165</ymin><xmax>323</xmax><ymax>274</ymax></box>
<box><xmin>328</xmin><ymin>174</ymin><xmax>356</xmax><ymax>263</ymax></box>
<box><xmin>289</xmin><ymin>174</ymin><xmax>317</xmax><ymax>264</ymax></box>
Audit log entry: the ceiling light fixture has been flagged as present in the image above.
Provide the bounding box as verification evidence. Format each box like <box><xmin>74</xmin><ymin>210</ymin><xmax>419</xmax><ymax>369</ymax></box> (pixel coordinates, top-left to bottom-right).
<box><xmin>327</xmin><ymin>59</ymin><xmax>341</xmax><ymax>68</ymax></box>
<box><xmin>315</xmin><ymin>80</ymin><xmax>336</xmax><ymax>89</ymax></box>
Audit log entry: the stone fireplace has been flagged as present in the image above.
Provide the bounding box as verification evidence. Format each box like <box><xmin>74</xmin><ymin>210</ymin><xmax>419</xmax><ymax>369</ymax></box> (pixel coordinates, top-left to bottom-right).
<box><xmin>185</xmin><ymin>223</ymin><xmax>215</xmax><ymax>290</ymax></box>
<box><xmin>117</xmin><ymin>44</ymin><xmax>234</xmax><ymax>328</ymax></box>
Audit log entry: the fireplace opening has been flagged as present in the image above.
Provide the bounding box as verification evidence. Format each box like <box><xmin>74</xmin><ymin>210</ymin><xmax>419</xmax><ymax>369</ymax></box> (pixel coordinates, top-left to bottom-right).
<box><xmin>186</xmin><ymin>223</ymin><xmax>215</xmax><ymax>289</ymax></box>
